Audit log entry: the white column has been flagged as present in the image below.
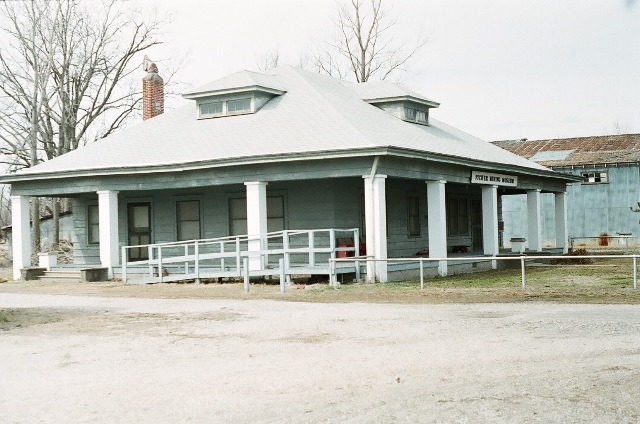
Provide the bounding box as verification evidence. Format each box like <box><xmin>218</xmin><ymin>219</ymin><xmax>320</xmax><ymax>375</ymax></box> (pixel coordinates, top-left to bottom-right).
<box><xmin>526</xmin><ymin>189</ymin><xmax>542</xmax><ymax>252</ymax></box>
<box><xmin>11</xmin><ymin>195</ymin><xmax>31</xmax><ymax>280</ymax></box>
<box><xmin>98</xmin><ymin>190</ymin><xmax>120</xmax><ymax>278</ymax></box>
<box><xmin>427</xmin><ymin>180</ymin><xmax>447</xmax><ymax>276</ymax></box>
<box><xmin>555</xmin><ymin>192</ymin><xmax>568</xmax><ymax>253</ymax></box>
<box><xmin>482</xmin><ymin>185</ymin><xmax>499</xmax><ymax>269</ymax></box>
<box><xmin>245</xmin><ymin>181</ymin><xmax>268</xmax><ymax>271</ymax></box>
<box><xmin>363</xmin><ymin>175</ymin><xmax>387</xmax><ymax>282</ymax></box>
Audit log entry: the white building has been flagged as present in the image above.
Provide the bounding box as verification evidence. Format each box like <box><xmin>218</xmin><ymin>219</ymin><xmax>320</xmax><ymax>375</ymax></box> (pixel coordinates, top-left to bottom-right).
<box><xmin>2</xmin><ymin>65</ymin><xmax>576</xmax><ymax>283</ymax></box>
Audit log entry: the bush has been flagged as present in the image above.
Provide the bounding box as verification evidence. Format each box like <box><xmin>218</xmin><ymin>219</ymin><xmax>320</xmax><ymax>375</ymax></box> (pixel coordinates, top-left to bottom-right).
<box><xmin>551</xmin><ymin>248</ymin><xmax>593</xmax><ymax>265</ymax></box>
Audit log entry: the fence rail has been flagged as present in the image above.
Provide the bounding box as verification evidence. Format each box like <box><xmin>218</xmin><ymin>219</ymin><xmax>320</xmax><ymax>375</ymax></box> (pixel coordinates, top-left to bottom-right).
<box><xmin>330</xmin><ymin>254</ymin><xmax>640</xmax><ymax>290</ymax></box>
<box><xmin>121</xmin><ymin>228</ymin><xmax>361</xmax><ymax>284</ymax></box>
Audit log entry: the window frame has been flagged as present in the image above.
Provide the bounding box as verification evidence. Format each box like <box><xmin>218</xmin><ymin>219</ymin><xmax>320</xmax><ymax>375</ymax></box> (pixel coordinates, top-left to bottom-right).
<box><xmin>404</xmin><ymin>106</ymin><xmax>428</xmax><ymax>125</ymax></box>
<box><xmin>198</xmin><ymin>96</ymin><xmax>254</xmax><ymax>119</ymax></box>
<box><xmin>87</xmin><ymin>204</ymin><xmax>100</xmax><ymax>245</ymax></box>
<box><xmin>227</xmin><ymin>194</ymin><xmax>287</xmax><ymax>236</ymax></box>
<box><xmin>226</xmin><ymin>98</ymin><xmax>252</xmax><ymax>115</ymax></box>
<box><xmin>446</xmin><ymin>197</ymin><xmax>470</xmax><ymax>236</ymax></box>
<box><xmin>176</xmin><ymin>199</ymin><xmax>202</xmax><ymax>241</ymax></box>
<box><xmin>198</xmin><ymin>100</ymin><xmax>223</xmax><ymax>118</ymax></box>
<box><xmin>581</xmin><ymin>171</ymin><xmax>609</xmax><ymax>185</ymax></box>
<box><xmin>407</xmin><ymin>195</ymin><xmax>421</xmax><ymax>237</ymax></box>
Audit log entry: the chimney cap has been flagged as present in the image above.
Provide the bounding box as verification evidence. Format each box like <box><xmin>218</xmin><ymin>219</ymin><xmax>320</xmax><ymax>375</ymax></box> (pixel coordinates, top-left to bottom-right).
<box><xmin>143</xmin><ymin>57</ymin><xmax>163</xmax><ymax>83</ymax></box>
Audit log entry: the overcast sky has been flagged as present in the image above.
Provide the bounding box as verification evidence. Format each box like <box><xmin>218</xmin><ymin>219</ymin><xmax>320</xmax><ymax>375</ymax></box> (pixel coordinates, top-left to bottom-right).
<box><xmin>136</xmin><ymin>0</ymin><xmax>639</xmax><ymax>141</ymax></box>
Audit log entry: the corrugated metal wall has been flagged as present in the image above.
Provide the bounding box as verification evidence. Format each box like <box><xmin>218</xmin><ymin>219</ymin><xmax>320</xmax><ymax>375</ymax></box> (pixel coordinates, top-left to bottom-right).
<box><xmin>502</xmin><ymin>165</ymin><xmax>640</xmax><ymax>246</ymax></box>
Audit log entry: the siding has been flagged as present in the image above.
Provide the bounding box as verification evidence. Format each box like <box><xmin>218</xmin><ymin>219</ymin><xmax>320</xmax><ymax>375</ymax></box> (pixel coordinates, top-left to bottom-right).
<box><xmin>501</xmin><ymin>165</ymin><xmax>640</xmax><ymax>246</ymax></box>
<box><xmin>68</xmin><ymin>176</ymin><xmax>492</xmax><ymax>264</ymax></box>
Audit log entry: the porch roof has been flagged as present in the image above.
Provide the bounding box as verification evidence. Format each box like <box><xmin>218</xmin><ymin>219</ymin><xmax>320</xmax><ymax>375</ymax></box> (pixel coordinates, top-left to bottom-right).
<box><xmin>3</xmin><ymin>66</ymin><xmax>567</xmax><ymax>183</ymax></box>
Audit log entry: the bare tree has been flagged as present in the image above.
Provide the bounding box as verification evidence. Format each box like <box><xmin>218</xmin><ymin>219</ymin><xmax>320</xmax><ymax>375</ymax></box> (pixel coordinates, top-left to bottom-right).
<box><xmin>0</xmin><ymin>1</ymin><xmax>57</xmax><ymax>255</ymax></box>
<box><xmin>0</xmin><ymin>0</ymin><xmax>164</xmax><ymax>253</ymax></box>
<box><xmin>256</xmin><ymin>49</ymin><xmax>280</xmax><ymax>72</ymax></box>
<box><xmin>316</xmin><ymin>0</ymin><xmax>426</xmax><ymax>82</ymax></box>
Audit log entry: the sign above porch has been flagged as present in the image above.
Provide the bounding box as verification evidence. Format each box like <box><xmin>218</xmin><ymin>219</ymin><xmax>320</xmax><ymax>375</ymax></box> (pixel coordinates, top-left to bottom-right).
<box><xmin>471</xmin><ymin>171</ymin><xmax>518</xmax><ymax>187</ymax></box>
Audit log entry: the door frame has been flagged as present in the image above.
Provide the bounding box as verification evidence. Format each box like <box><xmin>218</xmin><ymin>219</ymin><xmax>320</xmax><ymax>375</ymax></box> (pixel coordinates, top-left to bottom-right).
<box><xmin>127</xmin><ymin>202</ymin><xmax>152</xmax><ymax>260</ymax></box>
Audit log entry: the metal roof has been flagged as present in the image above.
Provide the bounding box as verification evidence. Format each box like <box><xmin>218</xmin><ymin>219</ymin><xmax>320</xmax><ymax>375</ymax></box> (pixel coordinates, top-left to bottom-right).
<box><xmin>493</xmin><ymin>134</ymin><xmax>640</xmax><ymax>167</ymax></box>
<box><xmin>8</xmin><ymin>66</ymin><xmax>553</xmax><ymax>181</ymax></box>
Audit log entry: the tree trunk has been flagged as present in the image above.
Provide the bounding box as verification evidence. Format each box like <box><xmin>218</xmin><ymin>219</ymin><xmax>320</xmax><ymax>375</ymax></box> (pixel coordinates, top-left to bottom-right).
<box><xmin>52</xmin><ymin>197</ymin><xmax>60</xmax><ymax>247</ymax></box>
<box><xmin>30</xmin><ymin>197</ymin><xmax>40</xmax><ymax>263</ymax></box>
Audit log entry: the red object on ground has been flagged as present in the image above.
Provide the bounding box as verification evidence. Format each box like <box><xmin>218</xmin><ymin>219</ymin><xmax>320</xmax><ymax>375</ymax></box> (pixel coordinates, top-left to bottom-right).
<box><xmin>336</xmin><ymin>244</ymin><xmax>367</xmax><ymax>258</ymax></box>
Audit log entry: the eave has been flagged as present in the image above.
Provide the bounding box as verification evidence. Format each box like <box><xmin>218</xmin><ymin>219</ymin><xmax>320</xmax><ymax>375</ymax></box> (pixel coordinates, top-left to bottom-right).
<box><xmin>0</xmin><ymin>146</ymin><xmax>579</xmax><ymax>185</ymax></box>
<box><xmin>182</xmin><ymin>85</ymin><xmax>286</xmax><ymax>100</ymax></box>
<box><xmin>364</xmin><ymin>95</ymin><xmax>440</xmax><ymax>108</ymax></box>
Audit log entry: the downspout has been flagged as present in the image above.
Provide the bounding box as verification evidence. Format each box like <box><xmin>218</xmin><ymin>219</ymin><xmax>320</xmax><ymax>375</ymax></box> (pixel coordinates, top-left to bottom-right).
<box><xmin>369</xmin><ymin>156</ymin><xmax>380</xmax><ymax>179</ymax></box>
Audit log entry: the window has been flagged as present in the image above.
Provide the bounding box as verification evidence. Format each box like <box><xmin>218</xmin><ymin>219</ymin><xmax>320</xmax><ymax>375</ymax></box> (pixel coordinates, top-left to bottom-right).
<box><xmin>176</xmin><ymin>200</ymin><xmax>201</xmax><ymax>241</ymax></box>
<box><xmin>404</xmin><ymin>106</ymin><xmax>428</xmax><ymax>124</ymax></box>
<box><xmin>228</xmin><ymin>195</ymin><xmax>285</xmax><ymax>236</ymax></box>
<box><xmin>267</xmin><ymin>196</ymin><xmax>285</xmax><ymax>232</ymax></box>
<box><xmin>199</xmin><ymin>101</ymin><xmax>223</xmax><ymax>117</ymax></box>
<box><xmin>229</xmin><ymin>198</ymin><xmax>247</xmax><ymax>236</ymax></box>
<box><xmin>227</xmin><ymin>98</ymin><xmax>251</xmax><ymax>114</ymax></box>
<box><xmin>88</xmin><ymin>205</ymin><xmax>99</xmax><ymax>244</ymax></box>
<box><xmin>405</xmin><ymin>107</ymin><xmax>416</xmax><ymax>120</ymax></box>
<box><xmin>407</xmin><ymin>196</ymin><xmax>420</xmax><ymax>237</ymax></box>
<box><xmin>581</xmin><ymin>171</ymin><xmax>608</xmax><ymax>184</ymax></box>
<box><xmin>446</xmin><ymin>197</ymin><xmax>469</xmax><ymax>236</ymax></box>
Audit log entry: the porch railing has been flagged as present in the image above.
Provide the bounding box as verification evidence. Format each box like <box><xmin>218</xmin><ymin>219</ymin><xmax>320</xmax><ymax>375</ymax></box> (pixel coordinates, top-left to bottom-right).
<box><xmin>121</xmin><ymin>228</ymin><xmax>360</xmax><ymax>284</ymax></box>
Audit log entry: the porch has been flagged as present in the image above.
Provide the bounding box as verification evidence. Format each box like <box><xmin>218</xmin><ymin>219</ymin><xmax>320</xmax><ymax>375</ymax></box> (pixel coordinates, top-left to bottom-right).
<box><xmin>11</xmin><ymin>164</ymin><xmax>571</xmax><ymax>283</ymax></box>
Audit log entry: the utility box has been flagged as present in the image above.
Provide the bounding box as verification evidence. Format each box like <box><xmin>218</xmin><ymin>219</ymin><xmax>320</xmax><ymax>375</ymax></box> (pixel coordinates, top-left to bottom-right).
<box><xmin>510</xmin><ymin>237</ymin><xmax>526</xmax><ymax>254</ymax></box>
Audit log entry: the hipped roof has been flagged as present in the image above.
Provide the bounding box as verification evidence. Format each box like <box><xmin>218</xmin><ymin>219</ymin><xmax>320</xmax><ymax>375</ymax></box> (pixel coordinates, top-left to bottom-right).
<box><xmin>6</xmin><ymin>66</ymin><xmax>554</xmax><ymax>182</ymax></box>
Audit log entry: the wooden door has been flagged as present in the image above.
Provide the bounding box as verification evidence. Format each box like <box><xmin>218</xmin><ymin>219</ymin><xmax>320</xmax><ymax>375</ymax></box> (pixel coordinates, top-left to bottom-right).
<box><xmin>128</xmin><ymin>203</ymin><xmax>151</xmax><ymax>260</ymax></box>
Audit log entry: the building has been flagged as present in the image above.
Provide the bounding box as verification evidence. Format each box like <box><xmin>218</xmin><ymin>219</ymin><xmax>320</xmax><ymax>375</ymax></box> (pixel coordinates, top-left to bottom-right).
<box><xmin>494</xmin><ymin>134</ymin><xmax>640</xmax><ymax>248</ymax></box>
<box><xmin>1</xmin><ymin>65</ymin><xmax>576</xmax><ymax>283</ymax></box>
<box><xmin>2</xmin><ymin>211</ymin><xmax>74</xmax><ymax>256</ymax></box>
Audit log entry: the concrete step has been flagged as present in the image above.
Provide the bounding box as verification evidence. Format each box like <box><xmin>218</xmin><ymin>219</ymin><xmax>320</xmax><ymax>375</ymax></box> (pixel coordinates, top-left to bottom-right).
<box><xmin>38</xmin><ymin>270</ymin><xmax>82</xmax><ymax>282</ymax></box>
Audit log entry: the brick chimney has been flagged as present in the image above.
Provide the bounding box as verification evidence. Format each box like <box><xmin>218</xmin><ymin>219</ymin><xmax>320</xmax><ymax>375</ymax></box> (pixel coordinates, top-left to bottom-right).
<box><xmin>142</xmin><ymin>58</ymin><xmax>164</xmax><ymax>120</ymax></box>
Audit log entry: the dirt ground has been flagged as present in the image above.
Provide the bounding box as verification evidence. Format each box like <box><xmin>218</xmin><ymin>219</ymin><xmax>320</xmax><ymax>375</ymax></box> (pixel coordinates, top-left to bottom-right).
<box><xmin>1</xmin><ymin>292</ymin><xmax>639</xmax><ymax>423</ymax></box>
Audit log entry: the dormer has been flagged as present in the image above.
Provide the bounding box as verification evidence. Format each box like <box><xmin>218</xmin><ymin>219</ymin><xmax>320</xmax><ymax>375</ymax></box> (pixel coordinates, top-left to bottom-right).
<box><xmin>354</xmin><ymin>81</ymin><xmax>440</xmax><ymax>126</ymax></box>
<box><xmin>182</xmin><ymin>70</ymin><xmax>286</xmax><ymax>119</ymax></box>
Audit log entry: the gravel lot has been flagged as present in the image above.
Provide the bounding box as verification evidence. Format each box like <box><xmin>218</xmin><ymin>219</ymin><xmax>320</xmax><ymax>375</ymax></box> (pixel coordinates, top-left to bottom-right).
<box><xmin>1</xmin><ymin>293</ymin><xmax>639</xmax><ymax>423</ymax></box>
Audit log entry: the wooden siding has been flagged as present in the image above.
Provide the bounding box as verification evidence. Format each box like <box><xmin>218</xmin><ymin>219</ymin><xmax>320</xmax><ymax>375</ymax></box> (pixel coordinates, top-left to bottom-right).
<box><xmin>70</xmin><ymin>176</ymin><xmax>487</xmax><ymax>264</ymax></box>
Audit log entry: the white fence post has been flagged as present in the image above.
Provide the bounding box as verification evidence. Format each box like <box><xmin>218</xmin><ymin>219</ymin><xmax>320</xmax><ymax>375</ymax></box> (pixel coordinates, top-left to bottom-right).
<box><xmin>329</xmin><ymin>229</ymin><xmax>336</xmax><ymax>257</ymax></box>
<box><xmin>420</xmin><ymin>258</ymin><xmax>424</xmax><ymax>290</ymax></box>
<box><xmin>184</xmin><ymin>245</ymin><xmax>189</xmax><ymax>276</ymax></box>
<box><xmin>148</xmin><ymin>246</ymin><xmax>154</xmax><ymax>278</ymax></box>
<box><xmin>633</xmin><ymin>256</ymin><xmax>637</xmax><ymax>290</ymax></box>
<box><xmin>121</xmin><ymin>247</ymin><xmax>128</xmax><ymax>284</ymax></box>
<box><xmin>329</xmin><ymin>259</ymin><xmax>338</xmax><ymax>287</ymax></box>
<box><xmin>236</xmin><ymin>237</ymin><xmax>242</xmax><ymax>279</ymax></box>
<box><xmin>354</xmin><ymin>229</ymin><xmax>361</xmax><ymax>282</ymax></box>
<box><xmin>308</xmin><ymin>230</ymin><xmax>315</xmax><ymax>267</ymax></box>
<box><xmin>243</xmin><ymin>258</ymin><xmax>250</xmax><ymax>293</ymax></box>
<box><xmin>220</xmin><ymin>241</ymin><xmax>225</xmax><ymax>272</ymax></box>
<box><xmin>283</xmin><ymin>230</ymin><xmax>291</xmax><ymax>283</ymax></box>
<box><xmin>194</xmin><ymin>241</ymin><xmax>200</xmax><ymax>284</ymax></box>
<box><xmin>279</xmin><ymin>258</ymin><xmax>286</xmax><ymax>293</ymax></box>
<box><xmin>520</xmin><ymin>256</ymin><xmax>526</xmax><ymax>289</ymax></box>
<box><xmin>158</xmin><ymin>247</ymin><xmax>163</xmax><ymax>283</ymax></box>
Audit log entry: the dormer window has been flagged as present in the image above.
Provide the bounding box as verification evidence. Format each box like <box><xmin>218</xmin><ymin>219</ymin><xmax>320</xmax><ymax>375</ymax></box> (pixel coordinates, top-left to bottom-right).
<box><xmin>404</xmin><ymin>107</ymin><xmax>428</xmax><ymax>124</ymax></box>
<box><xmin>197</xmin><ymin>97</ymin><xmax>254</xmax><ymax>119</ymax></box>
<box><xmin>358</xmin><ymin>85</ymin><xmax>439</xmax><ymax>126</ymax></box>
<box><xmin>199</xmin><ymin>101</ymin><xmax>223</xmax><ymax>117</ymax></box>
<box><xmin>183</xmin><ymin>70</ymin><xmax>287</xmax><ymax>120</ymax></box>
<box><xmin>227</xmin><ymin>98</ymin><xmax>251</xmax><ymax>114</ymax></box>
